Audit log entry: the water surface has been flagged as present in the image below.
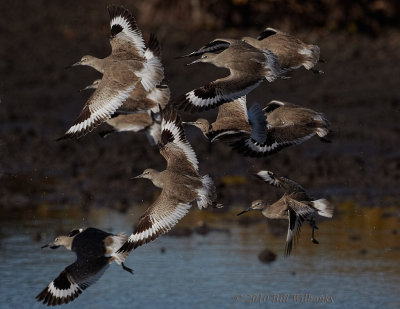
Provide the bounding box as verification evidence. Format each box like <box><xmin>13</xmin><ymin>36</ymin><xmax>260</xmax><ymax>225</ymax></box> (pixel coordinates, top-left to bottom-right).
<box><xmin>0</xmin><ymin>204</ymin><xmax>399</xmax><ymax>308</ymax></box>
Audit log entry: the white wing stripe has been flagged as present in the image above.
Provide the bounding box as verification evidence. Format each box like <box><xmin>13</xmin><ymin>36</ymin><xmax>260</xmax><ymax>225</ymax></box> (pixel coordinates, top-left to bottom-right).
<box><xmin>110</xmin><ymin>16</ymin><xmax>146</xmax><ymax>56</ymax></box>
<box><xmin>65</xmin><ymin>86</ymin><xmax>134</xmax><ymax>135</ymax></box>
<box><xmin>127</xmin><ymin>203</ymin><xmax>191</xmax><ymax>244</ymax></box>
<box><xmin>162</xmin><ymin>117</ymin><xmax>199</xmax><ymax>170</ymax></box>
<box><xmin>48</xmin><ymin>281</ymin><xmax>80</xmax><ymax>299</ymax></box>
<box><xmin>185</xmin><ymin>81</ymin><xmax>261</xmax><ymax>108</ymax></box>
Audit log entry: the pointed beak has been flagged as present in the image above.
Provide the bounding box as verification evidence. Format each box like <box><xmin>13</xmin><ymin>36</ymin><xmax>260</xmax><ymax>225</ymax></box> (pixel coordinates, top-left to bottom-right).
<box><xmin>130</xmin><ymin>174</ymin><xmax>143</xmax><ymax>180</ymax></box>
<box><xmin>185</xmin><ymin>58</ymin><xmax>202</xmax><ymax>66</ymax></box>
<box><xmin>237</xmin><ymin>207</ymin><xmax>252</xmax><ymax>216</ymax></box>
<box><xmin>175</xmin><ymin>53</ymin><xmax>193</xmax><ymax>59</ymax></box>
<box><xmin>65</xmin><ymin>61</ymin><xmax>82</xmax><ymax>69</ymax></box>
<box><xmin>182</xmin><ymin>121</ymin><xmax>195</xmax><ymax>126</ymax></box>
<box><xmin>79</xmin><ymin>85</ymin><xmax>93</xmax><ymax>92</ymax></box>
<box><xmin>41</xmin><ymin>243</ymin><xmax>60</xmax><ymax>249</ymax></box>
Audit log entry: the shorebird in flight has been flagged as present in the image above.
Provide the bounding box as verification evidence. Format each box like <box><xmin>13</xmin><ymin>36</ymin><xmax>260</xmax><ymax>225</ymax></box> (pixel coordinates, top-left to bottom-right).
<box><xmin>59</xmin><ymin>6</ymin><xmax>165</xmax><ymax>139</ymax></box>
<box><xmin>183</xmin><ymin>96</ymin><xmax>267</xmax><ymax>145</ymax></box>
<box><xmin>36</xmin><ymin>227</ymin><xmax>132</xmax><ymax>306</ymax></box>
<box><xmin>237</xmin><ymin>170</ymin><xmax>334</xmax><ymax>256</ymax></box>
<box><xmin>173</xmin><ymin>38</ymin><xmax>284</xmax><ymax>112</ymax></box>
<box><xmin>231</xmin><ymin>100</ymin><xmax>331</xmax><ymax>157</ymax></box>
<box><xmin>242</xmin><ymin>27</ymin><xmax>323</xmax><ymax>74</ymax></box>
<box><xmin>117</xmin><ymin>105</ymin><xmax>220</xmax><ymax>254</ymax></box>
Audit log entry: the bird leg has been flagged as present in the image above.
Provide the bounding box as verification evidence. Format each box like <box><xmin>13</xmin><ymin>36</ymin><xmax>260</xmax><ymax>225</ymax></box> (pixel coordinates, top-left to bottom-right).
<box><xmin>309</xmin><ymin>218</ymin><xmax>319</xmax><ymax>244</ymax></box>
<box><xmin>121</xmin><ymin>262</ymin><xmax>134</xmax><ymax>275</ymax></box>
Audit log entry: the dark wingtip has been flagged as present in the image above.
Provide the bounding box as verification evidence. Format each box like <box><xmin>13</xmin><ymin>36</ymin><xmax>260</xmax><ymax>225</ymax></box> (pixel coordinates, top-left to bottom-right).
<box><xmin>147</xmin><ymin>33</ymin><xmax>161</xmax><ymax>58</ymax></box>
<box><xmin>117</xmin><ymin>241</ymin><xmax>135</xmax><ymax>254</ymax></box>
<box><xmin>108</xmin><ymin>5</ymin><xmax>140</xmax><ymax>39</ymax></box>
<box><xmin>55</xmin><ymin>134</ymin><xmax>70</xmax><ymax>142</ymax></box>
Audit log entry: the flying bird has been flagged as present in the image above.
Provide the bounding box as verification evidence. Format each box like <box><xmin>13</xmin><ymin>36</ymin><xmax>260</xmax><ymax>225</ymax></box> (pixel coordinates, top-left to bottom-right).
<box><xmin>183</xmin><ymin>96</ymin><xmax>267</xmax><ymax>145</ymax></box>
<box><xmin>231</xmin><ymin>100</ymin><xmax>331</xmax><ymax>157</ymax></box>
<box><xmin>59</xmin><ymin>6</ymin><xmax>164</xmax><ymax>139</ymax></box>
<box><xmin>117</xmin><ymin>105</ymin><xmax>220</xmax><ymax>254</ymax></box>
<box><xmin>36</xmin><ymin>227</ymin><xmax>132</xmax><ymax>306</ymax></box>
<box><xmin>237</xmin><ymin>171</ymin><xmax>334</xmax><ymax>256</ymax></box>
<box><xmin>173</xmin><ymin>38</ymin><xmax>284</xmax><ymax>112</ymax></box>
<box><xmin>242</xmin><ymin>27</ymin><xmax>323</xmax><ymax>74</ymax></box>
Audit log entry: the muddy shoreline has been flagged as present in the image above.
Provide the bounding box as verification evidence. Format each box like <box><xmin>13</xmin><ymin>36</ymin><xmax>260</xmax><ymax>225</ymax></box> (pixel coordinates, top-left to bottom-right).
<box><xmin>1</xmin><ymin>2</ymin><xmax>399</xmax><ymax>212</ymax></box>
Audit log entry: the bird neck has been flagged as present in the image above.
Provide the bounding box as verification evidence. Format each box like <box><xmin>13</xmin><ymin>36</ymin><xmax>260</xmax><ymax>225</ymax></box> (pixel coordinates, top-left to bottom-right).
<box><xmin>150</xmin><ymin>171</ymin><xmax>164</xmax><ymax>189</ymax></box>
<box><xmin>58</xmin><ymin>236</ymin><xmax>73</xmax><ymax>250</ymax></box>
<box><xmin>88</xmin><ymin>57</ymin><xmax>106</xmax><ymax>74</ymax></box>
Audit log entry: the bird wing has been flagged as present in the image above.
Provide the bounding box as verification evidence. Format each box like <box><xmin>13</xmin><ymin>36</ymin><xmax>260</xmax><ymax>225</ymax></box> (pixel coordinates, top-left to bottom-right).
<box><xmin>285</xmin><ymin>207</ymin><xmax>302</xmax><ymax>257</ymax></box>
<box><xmin>145</xmin><ymin>120</ymin><xmax>162</xmax><ymax>146</ymax></box>
<box><xmin>284</xmin><ymin>197</ymin><xmax>316</xmax><ymax>256</ymax></box>
<box><xmin>216</xmin><ymin>96</ymin><xmax>248</xmax><ymax>121</ymax></box>
<box><xmin>108</xmin><ymin>5</ymin><xmax>146</xmax><ymax>58</ymax></box>
<box><xmin>105</xmin><ymin>113</ymin><xmax>153</xmax><ymax>132</ymax></box>
<box><xmin>247</xmin><ymin>103</ymin><xmax>268</xmax><ymax>144</ymax></box>
<box><xmin>117</xmin><ymin>190</ymin><xmax>192</xmax><ymax>253</ymax></box>
<box><xmin>173</xmin><ymin>73</ymin><xmax>263</xmax><ymax>112</ymax></box>
<box><xmin>137</xmin><ymin>34</ymin><xmax>165</xmax><ymax>92</ymax></box>
<box><xmin>257</xmin><ymin>27</ymin><xmax>279</xmax><ymax>40</ymax></box>
<box><xmin>229</xmin><ymin>122</ymin><xmax>316</xmax><ymax>157</ymax></box>
<box><xmin>159</xmin><ymin>105</ymin><xmax>199</xmax><ymax>173</ymax></box>
<box><xmin>205</xmin><ymin>96</ymin><xmax>250</xmax><ymax>142</ymax></box>
<box><xmin>36</xmin><ymin>257</ymin><xmax>110</xmax><ymax>306</ymax></box>
<box><xmin>58</xmin><ymin>69</ymin><xmax>137</xmax><ymax>139</ymax></box>
<box><xmin>255</xmin><ymin>170</ymin><xmax>281</xmax><ymax>187</ymax></box>
<box><xmin>262</xmin><ymin>100</ymin><xmax>286</xmax><ymax>114</ymax></box>
<box><xmin>179</xmin><ymin>39</ymin><xmax>231</xmax><ymax>58</ymax></box>
<box><xmin>256</xmin><ymin>170</ymin><xmax>306</xmax><ymax>193</ymax></box>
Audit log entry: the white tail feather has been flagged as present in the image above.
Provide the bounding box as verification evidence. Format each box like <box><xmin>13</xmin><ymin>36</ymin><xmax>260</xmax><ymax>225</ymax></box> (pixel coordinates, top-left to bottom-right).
<box><xmin>299</xmin><ymin>45</ymin><xmax>320</xmax><ymax>70</ymax></box>
<box><xmin>312</xmin><ymin>199</ymin><xmax>334</xmax><ymax>218</ymax></box>
<box><xmin>316</xmin><ymin>127</ymin><xmax>329</xmax><ymax>137</ymax></box>
<box><xmin>196</xmin><ymin>175</ymin><xmax>216</xmax><ymax>209</ymax></box>
<box><xmin>110</xmin><ymin>233</ymin><xmax>129</xmax><ymax>264</ymax></box>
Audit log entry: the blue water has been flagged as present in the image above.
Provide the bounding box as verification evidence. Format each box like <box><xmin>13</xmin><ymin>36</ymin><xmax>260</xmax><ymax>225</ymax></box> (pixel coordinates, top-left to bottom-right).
<box><xmin>0</xmin><ymin>208</ymin><xmax>399</xmax><ymax>309</ymax></box>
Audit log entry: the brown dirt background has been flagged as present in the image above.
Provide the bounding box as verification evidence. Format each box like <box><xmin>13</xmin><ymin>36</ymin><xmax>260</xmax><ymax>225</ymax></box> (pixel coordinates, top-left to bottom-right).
<box><xmin>1</xmin><ymin>0</ymin><xmax>399</xmax><ymax>214</ymax></box>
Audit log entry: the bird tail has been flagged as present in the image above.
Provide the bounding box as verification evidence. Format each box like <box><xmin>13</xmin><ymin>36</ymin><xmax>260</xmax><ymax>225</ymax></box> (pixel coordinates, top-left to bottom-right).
<box><xmin>196</xmin><ymin>174</ymin><xmax>217</xmax><ymax>209</ymax></box>
<box><xmin>110</xmin><ymin>233</ymin><xmax>130</xmax><ymax>264</ymax></box>
<box><xmin>146</xmin><ymin>85</ymin><xmax>170</xmax><ymax>113</ymax></box>
<box><xmin>299</xmin><ymin>44</ymin><xmax>320</xmax><ymax>70</ymax></box>
<box><xmin>313</xmin><ymin>113</ymin><xmax>331</xmax><ymax>138</ymax></box>
<box><xmin>311</xmin><ymin>199</ymin><xmax>334</xmax><ymax>218</ymax></box>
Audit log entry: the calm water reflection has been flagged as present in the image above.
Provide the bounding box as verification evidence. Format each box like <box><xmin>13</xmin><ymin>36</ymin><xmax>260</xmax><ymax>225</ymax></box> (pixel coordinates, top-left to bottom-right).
<box><xmin>0</xmin><ymin>204</ymin><xmax>399</xmax><ymax>308</ymax></box>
